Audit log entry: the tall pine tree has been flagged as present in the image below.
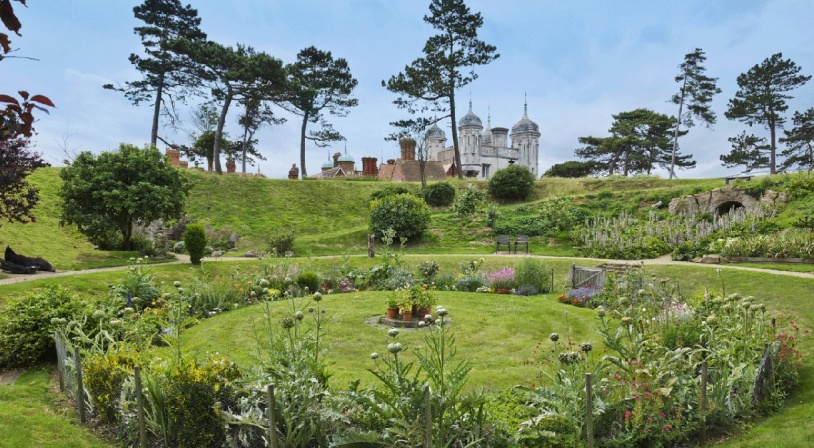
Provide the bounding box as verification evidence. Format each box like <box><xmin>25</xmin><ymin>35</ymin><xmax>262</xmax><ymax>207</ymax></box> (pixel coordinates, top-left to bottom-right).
<box><xmin>669</xmin><ymin>48</ymin><xmax>720</xmax><ymax>178</ymax></box>
<box><xmin>383</xmin><ymin>0</ymin><xmax>498</xmax><ymax>179</ymax></box>
<box><xmin>724</xmin><ymin>53</ymin><xmax>811</xmax><ymax>173</ymax></box>
<box><xmin>104</xmin><ymin>0</ymin><xmax>206</xmax><ymax>147</ymax></box>
<box><xmin>780</xmin><ymin>108</ymin><xmax>814</xmax><ymax>174</ymax></box>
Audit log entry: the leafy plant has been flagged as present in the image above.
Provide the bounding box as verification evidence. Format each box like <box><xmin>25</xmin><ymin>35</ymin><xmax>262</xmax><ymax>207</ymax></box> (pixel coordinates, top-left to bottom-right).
<box><xmin>183</xmin><ymin>223</ymin><xmax>207</xmax><ymax>265</ymax></box>
<box><xmin>369</xmin><ymin>193</ymin><xmax>431</xmax><ymax>242</ymax></box>
<box><xmin>421</xmin><ymin>181</ymin><xmax>455</xmax><ymax>206</ymax></box>
<box><xmin>267</xmin><ymin>230</ymin><xmax>295</xmax><ymax>257</ymax></box>
<box><xmin>450</xmin><ymin>186</ymin><xmax>483</xmax><ymax>217</ymax></box>
<box><xmin>488</xmin><ymin>164</ymin><xmax>536</xmax><ymax>201</ymax></box>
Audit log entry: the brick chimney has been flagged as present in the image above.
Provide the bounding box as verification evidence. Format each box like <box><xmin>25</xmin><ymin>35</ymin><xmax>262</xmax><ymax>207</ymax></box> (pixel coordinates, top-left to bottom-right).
<box><xmin>333</xmin><ymin>152</ymin><xmax>342</xmax><ymax>168</ymax></box>
<box><xmin>399</xmin><ymin>137</ymin><xmax>416</xmax><ymax>161</ymax></box>
<box><xmin>361</xmin><ymin>157</ymin><xmax>378</xmax><ymax>176</ymax></box>
<box><xmin>288</xmin><ymin>163</ymin><xmax>299</xmax><ymax>179</ymax></box>
<box><xmin>166</xmin><ymin>148</ymin><xmax>181</xmax><ymax>167</ymax></box>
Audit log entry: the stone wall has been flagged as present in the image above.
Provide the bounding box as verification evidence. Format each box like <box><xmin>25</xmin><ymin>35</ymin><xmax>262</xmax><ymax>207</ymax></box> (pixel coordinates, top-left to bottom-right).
<box><xmin>668</xmin><ymin>187</ymin><xmax>788</xmax><ymax>215</ymax></box>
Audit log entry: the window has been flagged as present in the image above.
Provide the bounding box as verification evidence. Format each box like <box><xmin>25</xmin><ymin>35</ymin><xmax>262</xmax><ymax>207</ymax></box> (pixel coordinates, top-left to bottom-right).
<box><xmin>482</xmin><ymin>164</ymin><xmax>490</xmax><ymax>178</ymax></box>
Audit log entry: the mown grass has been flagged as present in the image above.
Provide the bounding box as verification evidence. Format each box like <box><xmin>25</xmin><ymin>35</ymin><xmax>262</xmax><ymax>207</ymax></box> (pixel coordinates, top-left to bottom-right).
<box><xmin>0</xmin><ymin>367</ymin><xmax>114</xmax><ymax>448</ymax></box>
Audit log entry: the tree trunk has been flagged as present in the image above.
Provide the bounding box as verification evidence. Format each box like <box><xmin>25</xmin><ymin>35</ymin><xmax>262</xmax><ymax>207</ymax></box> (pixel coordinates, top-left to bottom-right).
<box><xmin>214</xmin><ymin>87</ymin><xmax>233</xmax><ymax>175</ymax></box>
<box><xmin>122</xmin><ymin>218</ymin><xmax>133</xmax><ymax>251</ymax></box>
<box><xmin>151</xmin><ymin>72</ymin><xmax>165</xmax><ymax>148</ymax></box>
<box><xmin>241</xmin><ymin>125</ymin><xmax>249</xmax><ymax>174</ymax></box>
<box><xmin>450</xmin><ymin>95</ymin><xmax>463</xmax><ymax>180</ymax></box>
<box><xmin>670</xmin><ymin>79</ymin><xmax>686</xmax><ymax>179</ymax></box>
<box><xmin>769</xmin><ymin>118</ymin><xmax>777</xmax><ymax>174</ymax></box>
<box><xmin>300</xmin><ymin>113</ymin><xmax>309</xmax><ymax>178</ymax></box>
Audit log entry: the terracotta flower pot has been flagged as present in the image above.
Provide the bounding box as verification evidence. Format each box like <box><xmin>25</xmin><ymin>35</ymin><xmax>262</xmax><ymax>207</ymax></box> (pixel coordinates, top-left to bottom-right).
<box><xmin>416</xmin><ymin>308</ymin><xmax>431</xmax><ymax>319</ymax></box>
<box><xmin>386</xmin><ymin>307</ymin><xmax>399</xmax><ymax>319</ymax></box>
<box><xmin>401</xmin><ymin>310</ymin><xmax>413</xmax><ymax>321</ymax></box>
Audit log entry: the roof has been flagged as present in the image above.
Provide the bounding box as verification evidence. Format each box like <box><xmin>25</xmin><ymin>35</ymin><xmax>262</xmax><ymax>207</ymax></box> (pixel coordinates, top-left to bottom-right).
<box><xmin>458</xmin><ymin>100</ymin><xmax>482</xmax><ymax>128</ymax></box>
<box><xmin>378</xmin><ymin>160</ymin><xmax>449</xmax><ymax>182</ymax></box>
<box><xmin>338</xmin><ymin>153</ymin><xmax>355</xmax><ymax>163</ymax></box>
<box><xmin>426</xmin><ymin>123</ymin><xmax>446</xmax><ymax>140</ymax></box>
<box><xmin>511</xmin><ymin>102</ymin><xmax>540</xmax><ymax>135</ymax></box>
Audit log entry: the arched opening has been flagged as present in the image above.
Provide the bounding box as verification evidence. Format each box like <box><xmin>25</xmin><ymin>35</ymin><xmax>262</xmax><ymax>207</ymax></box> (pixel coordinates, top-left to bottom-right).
<box><xmin>716</xmin><ymin>201</ymin><xmax>744</xmax><ymax>216</ymax></box>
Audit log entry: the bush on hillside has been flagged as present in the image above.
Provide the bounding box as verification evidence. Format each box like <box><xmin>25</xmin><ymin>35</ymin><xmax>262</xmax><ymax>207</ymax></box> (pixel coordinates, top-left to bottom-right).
<box><xmin>421</xmin><ymin>182</ymin><xmax>456</xmax><ymax>206</ymax></box>
<box><xmin>183</xmin><ymin>223</ymin><xmax>207</xmax><ymax>265</ymax></box>
<box><xmin>370</xmin><ymin>193</ymin><xmax>430</xmax><ymax>242</ymax></box>
<box><xmin>0</xmin><ymin>287</ymin><xmax>90</xmax><ymax>368</ymax></box>
<box><xmin>451</xmin><ymin>187</ymin><xmax>484</xmax><ymax>217</ymax></box>
<box><xmin>370</xmin><ymin>186</ymin><xmax>411</xmax><ymax>202</ymax></box>
<box><xmin>488</xmin><ymin>164</ymin><xmax>536</xmax><ymax>201</ymax></box>
<box><xmin>267</xmin><ymin>230</ymin><xmax>295</xmax><ymax>257</ymax></box>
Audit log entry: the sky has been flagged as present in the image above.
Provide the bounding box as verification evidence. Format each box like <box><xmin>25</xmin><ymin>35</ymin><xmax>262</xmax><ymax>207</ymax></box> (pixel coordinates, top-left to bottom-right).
<box><xmin>4</xmin><ymin>0</ymin><xmax>814</xmax><ymax>179</ymax></box>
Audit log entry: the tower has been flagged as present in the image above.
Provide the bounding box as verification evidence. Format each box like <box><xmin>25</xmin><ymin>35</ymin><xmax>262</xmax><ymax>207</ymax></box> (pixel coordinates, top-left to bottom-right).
<box><xmin>457</xmin><ymin>99</ymin><xmax>483</xmax><ymax>177</ymax></box>
<box><xmin>425</xmin><ymin>122</ymin><xmax>447</xmax><ymax>161</ymax></box>
<box><xmin>510</xmin><ymin>99</ymin><xmax>541</xmax><ymax>176</ymax></box>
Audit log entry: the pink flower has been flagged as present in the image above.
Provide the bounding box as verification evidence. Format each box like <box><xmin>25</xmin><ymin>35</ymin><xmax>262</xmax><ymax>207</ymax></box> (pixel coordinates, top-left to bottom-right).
<box><xmin>635</xmin><ymin>394</ymin><xmax>641</xmax><ymax>401</ymax></box>
<box><xmin>625</xmin><ymin>410</ymin><xmax>632</xmax><ymax>420</ymax></box>
<box><xmin>659</xmin><ymin>412</ymin><xmax>666</xmax><ymax>419</ymax></box>
<box><xmin>647</xmin><ymin>417</ymin><xmax>653</xmax><ymax>424</ymax></box>
<box><xmin>644</xmin><ymin>391</ymin><xmax>652</xmax><ymax>399</ymax></box>
<box><xmin>664</xmin><ymin>424</ymin><xmax>673</xmax><ymax>431</ymax></box>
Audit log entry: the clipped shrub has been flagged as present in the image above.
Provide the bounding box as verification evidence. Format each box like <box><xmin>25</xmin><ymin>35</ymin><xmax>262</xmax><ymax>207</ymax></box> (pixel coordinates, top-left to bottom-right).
<box><xmin>183</xmin><ymin>223</ymin><xmax>207</xmax><ymax>265</ymax></box>
<box><xmin>0</xmin><ymin>287</ymin><xmax>89</xmax><ymax>368</ymax></box>
<box><xmin>370</xmin><ymin>193</ymin><xmax>431</xmax><ymax>242</ymax></box>
<box><xmin>421</xmin><ymin>182</ymin><xmax>456</xmax><ymax>206</ymax></box>
<box><xmin>296</xmin><ymin>271</ymin><xmax>321</xmax><ymax>293</ymax></box>
<box><xmin>267</xmin><ymin>230</ymin><xmax>295</xmax><ymax>256</ymax></box>
<box><xmin>173</xmin><ymin>241</ymin><xmax>186</xmax><ymax>253</ymax></box>
<box><xmin>370</xmin><ymin>185</ymin><xmax>411</xmax><ymax>202</ymax></box>
<box><xmin>487</xmin><ymin>164</ymin><xmax>536</xmax><ymax>201</ymax></box>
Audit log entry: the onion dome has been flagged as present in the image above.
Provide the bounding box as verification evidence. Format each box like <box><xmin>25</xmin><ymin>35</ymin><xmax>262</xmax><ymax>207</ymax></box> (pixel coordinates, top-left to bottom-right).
<box><xmin>458</xmin><ymin>100</ymin><xmax>482</xmax><ymax>128</ymax></box>
<box><xmin>321</xmin><ymin>159</ymin><xmax>334</xmax><ymax>170</ymax></box>
<box><xmin>511</xmin><ymin>101</ymin><xmax>540</xmax><ymax>135</ymax></box>
<box><xmin>426</xmin><ymin>122</ymin><xmax>446</xmax><ymax>140</ymax></box>
<box><xmin>338</xmin><ymin>153</ymin><xmax>355</xmax><ymax>163</ymax></box>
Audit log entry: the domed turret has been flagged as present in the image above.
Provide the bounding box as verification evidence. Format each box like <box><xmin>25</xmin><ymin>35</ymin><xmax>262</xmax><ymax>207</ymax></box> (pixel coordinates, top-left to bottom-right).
<box><xmin>458</xmin><ymin>100</ymin><xmax>482</xmax><ymax>128</ymax></box>
<box><xmin>321</xmin><ymin>159</ymin><xmax>334</xmax><ymax>170</ymax></box>
<box><xmin>338</xmin><ymin>153</ymin><xmax>355</xmax><ymax>163</ymax></box>
<box><xmin>426</xmin><ymin>122</ymin><xmax>446</xmax><ymax>140</ymax></box>
<box><xmin>511</xmin><ymin>101</ymin><xmax>540</xmax><ymax>136</ymax></box>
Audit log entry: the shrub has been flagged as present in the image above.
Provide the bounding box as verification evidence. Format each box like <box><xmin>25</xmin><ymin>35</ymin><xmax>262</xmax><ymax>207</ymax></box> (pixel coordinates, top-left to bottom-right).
<box><xmin>84</xmin><ymin>347</ymin><xmax>138</xmax><ymax>424</ymax></box>
<box><xmin>485</xmin><ymin>268</ymin><xmax>516</xmax><ymax>292</ymax></box>
<box><xmin>370</xmin><ymin>185</ymin><xmax>411</xmax><ymax>201</ymax></box>
<box><xmin>515</xmin><ymin>258</ymin><xmax>552</xmax><ymax>293</ymax></box>
<box><xmin>267</xmin><ymin>230</ymin><xmax>296</xmax><ymax>256</ymax></box>
<box><xmin>421</xmin><ymin>182</ymin><xmax>456</xmax><ymax>206</ymax></box>
<box><xmin>183</xmin><ymin>223</ymin><xmax>207</xmax><ymax>265</ymax></box>
<box><xmin>0</xmin><ymin>287</ymin><xmax>89</xmax><ymax>368</ymax></box>
<box><xmin>296</xmin><ymin>271</ymin><xmax>321</xmax><ymax>293</ymax></box>
<box><xmin>451</xmin><ymin>187</ymin><xmax>483</xmax><ymax>217</ymax></box>
<box><xmin>172</xmin><ymin>241</ymin><xmax>186</xmax><ymax>253</ymax></box>
<box><xmin>370</xmin><ymin>193</ymin><xmax>431</xmax><ymax>242</ymax></box>
<box><xmin>487</xmin><ymin>164</ymin><xmax>535</xmax><ymax>201</ymax></box>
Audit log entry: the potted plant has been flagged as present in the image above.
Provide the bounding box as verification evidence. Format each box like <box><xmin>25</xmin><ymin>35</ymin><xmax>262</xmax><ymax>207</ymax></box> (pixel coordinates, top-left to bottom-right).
<box><xmin>414</xmin><ymin>286</ymin><xmax>435</xmax><ymax>318</ymax></box>
<box><xmin>397</xmin><ymin>289</ymin><xmax>415</xmax><ymax>321</ymax></box>
<box><xmin>385</xmin><ymin>291</ymin><xmax>399</xmax><ymax>319</ymax></box>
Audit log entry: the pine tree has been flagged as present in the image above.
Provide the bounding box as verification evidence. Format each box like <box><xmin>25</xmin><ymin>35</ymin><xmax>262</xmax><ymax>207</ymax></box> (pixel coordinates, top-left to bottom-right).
<box><xmin>724</xmin><ymin>53</ymin><xmax>811</xmax><ymax>173</ymax></box>
<box><xmin>780</xmin><ymin>108</ymin><xmax>814</xmax><ymax>174</ymax></box>
<box><xmin>669</xmin><ymin>48</ymin><xmax>721</xmax><ymax>178</ymax></box>
<box><xmin>383</xmin><ymin>0</ymin><xmax>498</xmax><ymax>179</ymax></box>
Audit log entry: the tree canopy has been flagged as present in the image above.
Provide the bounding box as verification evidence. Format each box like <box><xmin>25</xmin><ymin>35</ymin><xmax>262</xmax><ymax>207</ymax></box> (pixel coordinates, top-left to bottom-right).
<box><xmin>383</xmin><ymin>0</ymin><xmax>498</xmax><ymax>179</ymax></box>
<box><xmin>0</xmin><ymin>137</ymin><xmax>48</xmax><ymax>226</ymax></box>
<box><xmin>281</xmin><ymin>46</ymin><xmax>358</xmax><ymax>178</ymax></box>
<box><xmin>669</xmin><ymin>48</ymin><xmax>720</xmax><ymax>178</ymax></box>
<box><xmin>720</xmin><ymin>131</ymin><xmax>771</xmax><ymax>173</ymax></box>
<box><xmin>724</xmin><ymin>52</ymin><xmax>811</xmax><ymax>173</ymax></box>
<box><xmin>542</xmin><ymin>160</ymin><xmax>602</xmax><ymax>178</ymax></box>
<box><xmin>171</xmin><ymin>40</ymin><xmax>286</xmax><ymax>174</ymax></box>
<box><xmin>780</xmin><ymin>108</ymin><xmax>814</xmax><ymax>174</ymax></box>
<box><xmin>104</xmin><ymin>0</ymin><xmax>206</xmax><ymax>147</ymax></box>
<box><xmin>59</xmin><ymin>144</ymin><xmax>189</xmax><ymax>250</ymax></box>
<box><xmin>575</xmin><ymin>109</ymin><xmax>692</xmax><ymax>176</ymax></box>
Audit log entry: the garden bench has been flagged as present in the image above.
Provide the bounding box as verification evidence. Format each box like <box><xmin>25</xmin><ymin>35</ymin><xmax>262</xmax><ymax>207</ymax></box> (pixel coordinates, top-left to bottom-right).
<box><xmin>514</xmin><ymin>234</ymin><xmax>529</xmax><ymax>253</ymax></box>
<box><xmin>495</xmin><ymin>234</ymin><xmax>511</xmax><ymax>253</ymax></box>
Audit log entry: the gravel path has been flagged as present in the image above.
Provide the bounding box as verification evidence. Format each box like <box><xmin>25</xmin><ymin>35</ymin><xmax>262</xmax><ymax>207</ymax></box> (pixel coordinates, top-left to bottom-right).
<box><xmin>1</xmin><ymin>253</ymin><xmax>812</xmax><ymax>286</ymax></box>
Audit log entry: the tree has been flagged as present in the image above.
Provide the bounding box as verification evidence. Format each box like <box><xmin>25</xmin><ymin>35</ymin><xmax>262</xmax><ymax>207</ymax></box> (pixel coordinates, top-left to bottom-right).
<box><xmin>59</xmin><ymin>144</ymin><xmax>189</xmax><ymax>250</ymax></box>
<box><xmin>780</xmin><ymin>108</ymin><xmax>814</xmax><ymax>174</ymax></box>
<box><xmin>1</xmin><ymin>1</ymin><xmax>55</xmax><ymax>138</ymax></box>
<box><xmin>104</xmin><ymin>0</ymin><xmax>206</xmax><ymax>147</ymax></box>
<box><xmin>720</xmin><ymin>131</ymin><xmax>771</xmax><ymax>173</ymax></box>
<box><xmin>383</xmin><ymin>0</ymin><xmax>498</xmax><ymax>180</ymax></box>
<box><xmin>576</xmin><ymin>109</ymin><xmax>692</xmax><ymax>176</ymax></box>
<box><xmin>369</xmin><ymin>193</ymin><xmax>431</xmax><ymax>242</ymax></box>
<box><xmin>236</xmin><ymin>95</ymin><xmax>282</xmax><ymax>173</ymax></box>
<box><xmin>183</xmin><ymin>223</ymin><xmax>206</xmax><ymax>265</ymax></box>
<box><xmin>725</xmin><ymin>53</ymin><xmax>811</xmax><ymax>174</ymax></box>
<box><xmin>542</xmin><ymin>160</ymin><xmax>602</xmax><ymax>178</ymax></box>
<box><xmin>171</xmin><ymin>39</ymin><xmax>286</xmax><ymax>173</ymax></box>
<box><xmin>190</xmin><ymin>130</ymin><xmax>229</xmax><ymax>171</ymax></box>
<box><xmin>281</xmin><ymin>46</ymin><xmax>358</xmax><ymax>178</ymax></box>
<box><xmin>0</xmin><ymin>137</ymin><xmax>48</xmax><ymax>226</ymax></box>
<box><xmin>669</xmin><ymin>48</ymin><xmax>721</xmax><ymax>178</ymax></box>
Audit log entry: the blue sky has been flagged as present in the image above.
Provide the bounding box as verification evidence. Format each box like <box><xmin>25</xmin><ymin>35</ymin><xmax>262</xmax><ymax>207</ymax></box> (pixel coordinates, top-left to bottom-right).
<box><xmin>4</xmin><ymin>0</ymin><xmax>813</xmax><ymax>178</ymax></box>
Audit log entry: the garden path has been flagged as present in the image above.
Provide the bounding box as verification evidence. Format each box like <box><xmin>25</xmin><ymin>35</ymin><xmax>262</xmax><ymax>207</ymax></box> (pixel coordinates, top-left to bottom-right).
<box><xmin>1</xmin><ymin>253</ymin><xmax>812</xmax><ymax>286</ymax></box>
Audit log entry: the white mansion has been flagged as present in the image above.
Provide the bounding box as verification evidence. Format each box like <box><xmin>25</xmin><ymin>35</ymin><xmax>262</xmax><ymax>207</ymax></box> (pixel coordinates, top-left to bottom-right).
<box><xmin>426</xmin><ymin>100</ymin><xmax>541</xmax><ymax>178</ymax></box>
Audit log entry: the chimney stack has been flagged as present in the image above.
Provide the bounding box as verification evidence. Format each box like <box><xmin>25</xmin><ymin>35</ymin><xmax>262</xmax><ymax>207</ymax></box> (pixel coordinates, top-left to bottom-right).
<box><xmin>361</xmin><ymin>157</ymin><xmax>378</xmax><ymax>176</ymax></box>
<box><xmin>399</xmin><ymin>137</ymin><xmax>416</xmax><ymax>161</ymax></box>
<box><xmin>288</xmin><ymin>163</ymin><xmax>299</xmax><ymax>180</ymax></box>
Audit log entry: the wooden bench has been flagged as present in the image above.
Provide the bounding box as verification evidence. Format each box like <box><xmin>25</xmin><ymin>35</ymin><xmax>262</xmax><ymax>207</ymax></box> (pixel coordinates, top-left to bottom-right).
<box><xmin>514</xmin><ymin>234</ymin><xmax>529</xmax><ymax>253</ymax></box>
<box><xmin>496</xmin><ymin>234</ymin><xmax>511</xmax><ymax>253</ymax></box>
<box><xmin>725</xmin><ymin>175</ymin><xmax>752</xmax><ymax>185</ymax></box>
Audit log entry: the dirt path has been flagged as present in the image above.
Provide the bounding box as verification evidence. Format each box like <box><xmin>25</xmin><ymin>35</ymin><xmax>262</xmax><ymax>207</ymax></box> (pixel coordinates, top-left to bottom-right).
<box><xmin>1</xmin><ymin>253</ymin><xmax>813</xmax><ymax>286</ymax></box>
